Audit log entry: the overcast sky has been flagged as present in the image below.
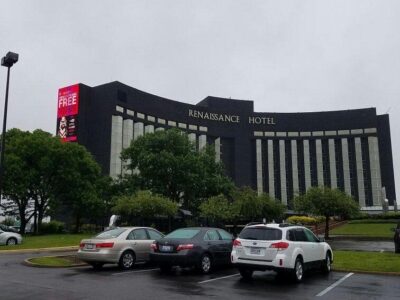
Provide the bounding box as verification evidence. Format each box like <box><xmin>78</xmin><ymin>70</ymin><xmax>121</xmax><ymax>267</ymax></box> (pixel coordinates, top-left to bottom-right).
<box><xmin>0</xmin><ymin>0</ymin><xmax>399</xmax><ymax>197</ymax></box>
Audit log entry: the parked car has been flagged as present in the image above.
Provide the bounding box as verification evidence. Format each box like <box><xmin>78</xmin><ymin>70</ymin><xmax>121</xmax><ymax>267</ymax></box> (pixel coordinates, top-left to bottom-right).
<box><xmin>149</xmin><ymin>227</ymin><xmax>233</xmax><ymax>274</ymax></box>
<box><xmin>393</xmin><ymin>223</ymin><xmax>400</xmax><ymax>253</ymax></box>
<box><xmin>77</xmin><ymin>226</ymin><xmax>164</xmax><ymax>270</ymax></box>
<box><xmin>0</xmin><ymin>225</ymin><xmax>23</xmax><ymax>246</ymax></box>
<box><xmin>231</xmin><ymin>223</ymin><xmax>333</xmax><ymax>282</ymax></box>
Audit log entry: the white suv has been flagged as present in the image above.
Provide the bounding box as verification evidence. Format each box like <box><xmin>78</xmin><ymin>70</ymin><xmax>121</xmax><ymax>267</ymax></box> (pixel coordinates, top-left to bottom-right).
<box><xmin>231</xmin><ymin>223</ymin><xmax>333</xmax><ymax>282</ymax></box>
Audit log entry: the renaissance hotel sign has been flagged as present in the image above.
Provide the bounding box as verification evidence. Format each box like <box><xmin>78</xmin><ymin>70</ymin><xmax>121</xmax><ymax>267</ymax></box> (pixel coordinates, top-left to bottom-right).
<box><xmin>188</xmin><ymin>109</ymin><xmax>275</xmax><ymax>125</ymax></box>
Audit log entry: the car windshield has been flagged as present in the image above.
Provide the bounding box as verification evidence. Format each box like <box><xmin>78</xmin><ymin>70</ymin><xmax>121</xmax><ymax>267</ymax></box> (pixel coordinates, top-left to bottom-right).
<box><xmin>165</xmin><ymin>229</ymin><xmax>200</xmax><ymax>239</ymax></box>
<box><xmin>239</xmin><ymin>227</ymin><xmax>282</xmax><ymax>240</ymax></box>
<box><xmin>95</xmin><ymin>228</ymin><xmax>126</xmax><ymax>239</ymax></box>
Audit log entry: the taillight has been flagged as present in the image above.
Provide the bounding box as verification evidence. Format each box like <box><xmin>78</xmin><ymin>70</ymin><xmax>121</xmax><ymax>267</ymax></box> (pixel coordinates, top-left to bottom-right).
<box><xmin>79</xmin><ymin>243</ymin><xmax>85</xmax><ymax>248</ymax></box>
<box><xmin>151</xmin><ymin>243</ymin><xmax>158</xmax><ymax>250</ymax></box>
<box><xmin>270</xmin><ymin>241</ymin><xmax>289</xmax><ymax>250</ymax></box>
<box><xmin>233</xmin><ymin>239</ymin><xmax>242</xmax><ymax>247</ymax></box>
<box><xmin>96</xmin><ymin>242</ymin><xmax>114</xmax><ymax>248</ymax></box>
<box><xmin>176</xmin><ymin>244</ymin><xmax>194</xmax><ymax>251</ymax></box>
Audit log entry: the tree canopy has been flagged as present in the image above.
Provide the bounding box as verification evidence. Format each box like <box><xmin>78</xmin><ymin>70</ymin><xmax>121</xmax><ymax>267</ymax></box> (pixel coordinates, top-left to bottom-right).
<box><xmin>200</xmin><ymin>187</ymin><xmax>286</xmax><ymax>224</ymax></box>
<box><xmin>294</xmin><ymin>186</ymin><xmax>359</xmax><ymax>239</ymax></box>
<box><xmin>121</xmin><ymin>129</ymin><xmax>234</xmax><ymax>213</ymax></box>
<box><xmin>1</xmin><ymin>128</ymin><xmax>107</xmax><ymax>233</ymax></box>
<box><xmin>112</xmin><ymin>190</ymin><xmax>178</xmax><ymax>222</ymax></box>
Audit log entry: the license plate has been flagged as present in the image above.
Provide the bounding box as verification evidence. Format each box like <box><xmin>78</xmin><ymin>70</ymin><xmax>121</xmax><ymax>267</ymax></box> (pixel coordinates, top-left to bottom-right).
<box><xmin>85</xmin><ymin>244</ymin><xmax>95</xmax><ymax>250</ymax></box>
<box><xmin>160</xmin><ymin>245</ymin><xmax>173</xmax><ymax>252</ymax></box>
<box><xmin>250</xmin><ymin>248</ymin><xmax>261</xmax><ymax>255</ymax></box>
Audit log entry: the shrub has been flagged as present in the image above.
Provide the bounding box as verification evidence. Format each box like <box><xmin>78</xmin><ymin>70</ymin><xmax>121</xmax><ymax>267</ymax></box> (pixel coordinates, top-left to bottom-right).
<box><xmin>80</xmin><ymin>224</ymin><xmax>102</xmax><ymax>233</ymax></box>
<box><xmin>351</xmin><ymin>212</ymin><xmax>400</xmax><ymax>220</ymax></box>
<box><xmin>287</xmin><ymin>216</ymin><xmax>319</xmax><ymax>225</ymax></box>
<box><xmin>39</xmin><ymin>220</ymin><xmax>65</xmax><ymax>234</ymax></box>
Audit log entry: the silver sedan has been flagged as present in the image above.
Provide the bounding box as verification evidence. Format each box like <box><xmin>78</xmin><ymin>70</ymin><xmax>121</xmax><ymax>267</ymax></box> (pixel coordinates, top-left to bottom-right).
<box><xmin>0</xmin><ymin>225</ymin><xmax>23</xmax><ymax>246</ymax></box>
<box><xmin>77</xmin><ymin>227</ymin><xmax>164</xmax><ymax>270</ymax></box>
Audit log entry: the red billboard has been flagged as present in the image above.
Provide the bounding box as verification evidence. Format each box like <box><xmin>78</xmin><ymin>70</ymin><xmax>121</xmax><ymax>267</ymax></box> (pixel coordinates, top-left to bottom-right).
<box><xmin>57</xmin><ymin>84</ymin><xmax>79</xmax><ymax>142</ymax></box>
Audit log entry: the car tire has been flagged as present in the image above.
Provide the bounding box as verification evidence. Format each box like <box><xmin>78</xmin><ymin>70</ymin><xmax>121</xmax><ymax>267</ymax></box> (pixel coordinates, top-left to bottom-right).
<box><xmin>321</xmin><ymin>252</ymin><xmax>332</xmax><ymax>273</ymax></box>
<box><xmin>6</xmin><ymin>238</ymin><xmax>17</xmax><ymax>246</ymax></box>
<box><xmin>292</xmin><ymin>257</ymin><xmax>304</xmax><ymax>283</ymax></box>
<box><xmin>239</xmin><ymin>268</ymin><xmax>253</xmax><ymax>280</ymax></box>
<box><xmin>90</xmin><ymin>262</ymin><xmax>104</xmax><ymax>270</ymax></box>
<box><xmin>198</xmin><ymin>253</ymin><xmax>212</xmax><ymax>274</ymax></box>
<box><xmin>118</xmin><ymin>251</ymin><xmax>136</xmax><ymax>270</ymax></box>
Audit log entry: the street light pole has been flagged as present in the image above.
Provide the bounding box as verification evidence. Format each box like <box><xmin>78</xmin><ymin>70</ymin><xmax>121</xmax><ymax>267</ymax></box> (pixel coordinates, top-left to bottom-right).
<box><xmin>0</xmin><ymin>52</ymin><xmax>19</xmax><ymax>206</ymax></box>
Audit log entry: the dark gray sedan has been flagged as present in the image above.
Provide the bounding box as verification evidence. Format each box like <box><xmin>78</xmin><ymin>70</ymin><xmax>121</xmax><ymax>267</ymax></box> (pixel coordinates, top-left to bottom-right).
<box><xmin>150</xmin><ymin>227</ymin><xmax>234</xmax><ymax>274</ymax></box>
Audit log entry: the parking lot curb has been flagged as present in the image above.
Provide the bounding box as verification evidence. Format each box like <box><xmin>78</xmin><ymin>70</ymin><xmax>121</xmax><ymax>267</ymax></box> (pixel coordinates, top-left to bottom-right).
<box><xmin>23</xmin><ymin>255</ymin><xmax>87</xmax><ymax>268</ymax></box>
<box><xmin>0</xmin><ymin>246</ymin><xmax>79</xmax><ymax>254</ymax></box>
<box><xmin>334</xmin><ymin>268</ymin><xmax>400</xmax><ymax>276</ymax></box>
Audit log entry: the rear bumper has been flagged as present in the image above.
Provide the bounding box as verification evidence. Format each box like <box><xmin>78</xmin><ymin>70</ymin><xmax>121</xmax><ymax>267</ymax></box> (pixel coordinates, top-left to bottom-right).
<box><xmin>231</xmin><ymin>249</ymin><xmax>292</xmax><ymax>270</ymax></box>
<box><xmin>149</xmin><ymin>251</ymin><xmax>200</xmax><ymax>267</ymax></box>
<box><xmin>77</xmin><ymin>249</ymin><xmax>120</xmax><ymax>264</ymax></box>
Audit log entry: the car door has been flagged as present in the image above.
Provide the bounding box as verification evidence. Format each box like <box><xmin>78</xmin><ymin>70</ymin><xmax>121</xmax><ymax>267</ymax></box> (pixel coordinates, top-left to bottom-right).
<box><xmin>217</xmin><ymin>229</ymin><xmax>234</xmax><ymax>264</ymax></box>
<box><xmin>126</xmin><ymin>228</ymin><xmax>150</xmax><ymax>262</ymax></box>
<box><xmin>293</xmin><ymin>228</ymin><xmax>313</xmax><ymax>264</ymax></box>
<box><xmin>0</xmin><ymin>229</ymin><xmax>5</xmax><ymax>245</ymax></box>
<box><xmin>304</xmin><ymin>228</ymin><xmax>324</xmax><ymax>262</ymax></box>
<box><xmin>204</xmin><ymin>230</ymin><xmax>223</xmax><ymax>263</ymax></box>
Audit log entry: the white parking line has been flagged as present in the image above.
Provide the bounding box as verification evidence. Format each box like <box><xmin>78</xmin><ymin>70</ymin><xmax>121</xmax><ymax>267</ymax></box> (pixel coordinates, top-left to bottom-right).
<box><xmin>198</xmin><ymin>273</ymin><xmax>240</xmax><ymax>284</ymax></box>
<box><xmin>316</xmin><ymin>272</ymin><xmax>354</xmax><ymax>297</ymax></box>
<box><xmin>112</xmin><ymin>268</ymin><xmax>159</xmax><ymax>276</ymax></box>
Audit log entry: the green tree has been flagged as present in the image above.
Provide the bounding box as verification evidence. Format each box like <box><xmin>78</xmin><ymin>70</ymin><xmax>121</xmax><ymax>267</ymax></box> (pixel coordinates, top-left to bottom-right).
<box><xmin>232</xmin><ymin>187</ymin><xmax>262</xmax><ymax>221</ymax></box>
<box><xmin>112</xmin><ymin>190</ymin><xmax>178</xmax><ymax>224</ymax></box>
<box><xmin>51</xmin><ymin>142</ymin><xmax>105</xmax><ymax>232</ymax></box>
<box><xmin>231</xmin><ymin>187</ymin><xmax>285</xmax><ymax>222</ymax></box>
<box><xmin>199</xmin><ymin>194</ymin><xmax>235</xmax><ymax>224</ymax></box>
<box><xmin>121</xmin><ymin>129</ymin><xmax>233</xmax><ymax>213</ymax></box>
<box><xmin>294</xmin><ymin>186</ymin><xmax>359</xmax><ymax>239</ymax></box>
<box><xmin>258</xmin><ymin>193</ymin><xmax>286</xmax><ymax>223</ymax></box>
<box><xmin>2</xmin><ymin>129</ymin><xmax>39</xmax><ymax>233</ymax></box>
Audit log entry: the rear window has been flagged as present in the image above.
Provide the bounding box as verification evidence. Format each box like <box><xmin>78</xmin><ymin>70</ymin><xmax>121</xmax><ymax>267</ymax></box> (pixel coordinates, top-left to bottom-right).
<box><xmin>96</xmin><ymin>228</ymin><xmax>126</xmax><ymax>239</ymax></box>
<box><xmin>165</xmin><ymin>229</ymin><xmax>200</xmax><ymax>239</ymax></box>
<box><xmin>239</xmin><ymin>227</ymin><xmax>282</xmax><ymax>241</ymax></box>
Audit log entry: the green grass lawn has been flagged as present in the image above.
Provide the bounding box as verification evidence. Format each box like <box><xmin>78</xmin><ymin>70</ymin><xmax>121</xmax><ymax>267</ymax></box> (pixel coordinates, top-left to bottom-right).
<box><xmin>330</xmin><ymin>223</ymin><xmax>396</xmax><ymax>238</ymax></box>
<box><xmin>333</xmin><ymin>250</ymin><xmax>400</xmax><ymax>273</ymax></box>
<box><xmin>28</xmin><ymin>256</ymin><xmax>76</xmax><ymax>267</ymax></box>
<box><xmin>0</xmin><ymin>234</ymin><xmax>92</xmax><ymax>251</ymax></box>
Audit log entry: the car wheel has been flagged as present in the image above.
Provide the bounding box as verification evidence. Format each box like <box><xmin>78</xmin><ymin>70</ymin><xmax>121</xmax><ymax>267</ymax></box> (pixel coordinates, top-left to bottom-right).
<box><xmin>90</xmin><ymin>262</ymin><xmax>104</xmax><ymax>270</ymax></box>
<box><xmin>321</xmin><ymin>252</ymin><xmax>332</xmax><ymax>273</ymax></box>
<box><xmin>239</xmin><ymin>268</ymin><xmax>253</xmax><ymax>280</ymax></box>
<box><xmin>292</xmin><ymin>257</ymin><xmax>304</xmax><ymax>283</ymax></box>
<box><xmin>6</xmin><ymin>238</ymin><xmax>17</xmax><ymax>246</ymax></box>
<box><xmin>198</xmin><ymin>254</ymin><xmax>212</xmax><ymax>274</ymax></box>
<box><xmin>118</xmin><ymin>251</ymin><xmax>136</xmax><ymax>270</ymax></box>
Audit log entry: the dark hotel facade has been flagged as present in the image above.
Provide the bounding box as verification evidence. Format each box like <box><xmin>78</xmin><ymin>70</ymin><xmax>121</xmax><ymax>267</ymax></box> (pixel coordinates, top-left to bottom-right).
<box><xmin>57</xmin><ymin>82</ymin><xmax>396</xmax><ymax>210</ymax></box>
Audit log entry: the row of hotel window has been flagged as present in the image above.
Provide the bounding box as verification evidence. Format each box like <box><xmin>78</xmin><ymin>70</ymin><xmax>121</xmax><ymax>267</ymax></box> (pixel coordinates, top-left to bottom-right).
<box><xmin>254</xmin><ymin>137</ymin><xmax>381</xmax><ymax>208</ymax></box>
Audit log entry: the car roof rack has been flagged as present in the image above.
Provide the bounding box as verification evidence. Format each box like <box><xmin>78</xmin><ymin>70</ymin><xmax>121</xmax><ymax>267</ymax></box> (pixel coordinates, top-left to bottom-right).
<box><xmin>278</xmin><ymin>223</ymin><xmax>297</xmax><ymax>228</ymax></box>
<box><xmin>245</xmin><ymin>222</ymin><xmax>265</xmax><ymax>227</ymax></box>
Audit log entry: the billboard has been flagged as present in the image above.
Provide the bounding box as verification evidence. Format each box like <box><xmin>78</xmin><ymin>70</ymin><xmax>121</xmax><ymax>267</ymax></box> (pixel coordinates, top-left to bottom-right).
<box><xmin>57</xmin><ymin>84</ymin><xmax>79</xmax><ymax>142</ymax></box>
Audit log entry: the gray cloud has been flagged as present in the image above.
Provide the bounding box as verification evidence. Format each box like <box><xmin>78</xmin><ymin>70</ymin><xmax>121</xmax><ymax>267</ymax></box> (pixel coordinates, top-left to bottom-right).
<box><xmin>0</xmin><ymin>0</ymin><xmax>399</xmax><ymax>195</ymax></box>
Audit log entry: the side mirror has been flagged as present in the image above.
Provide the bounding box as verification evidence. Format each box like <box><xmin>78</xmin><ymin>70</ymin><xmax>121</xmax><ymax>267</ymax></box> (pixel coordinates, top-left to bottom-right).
<box><xmin>319</xmin><ymin>237</ymin><xmax>325</xmax><ymax>242</ymax></box>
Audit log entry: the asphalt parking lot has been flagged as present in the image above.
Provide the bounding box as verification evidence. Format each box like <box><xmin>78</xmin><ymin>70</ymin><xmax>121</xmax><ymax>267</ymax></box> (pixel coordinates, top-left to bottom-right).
<box><xmin>0</xmin><ymin>251</ymin><xmax>399</xmax><ymax>300</ymax></box>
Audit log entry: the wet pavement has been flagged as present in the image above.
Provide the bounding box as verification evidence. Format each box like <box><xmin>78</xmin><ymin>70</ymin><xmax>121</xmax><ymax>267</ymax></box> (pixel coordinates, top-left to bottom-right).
<box><xmin>0</xmin><ymin>251</ymin><xmax>399</xmax><ymax>299</ymax></box>
<box><xmin>329</xmin><ymin>240</ymin><xmax>395</xmax><ymax>252</ymax></box>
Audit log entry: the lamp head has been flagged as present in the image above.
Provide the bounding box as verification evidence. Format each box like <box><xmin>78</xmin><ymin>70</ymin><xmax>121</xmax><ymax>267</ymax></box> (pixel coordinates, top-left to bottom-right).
<box><xmin>1</xmin><ymin>52</ymin><xmax>19</xmax><ymax>68</ymax></box>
